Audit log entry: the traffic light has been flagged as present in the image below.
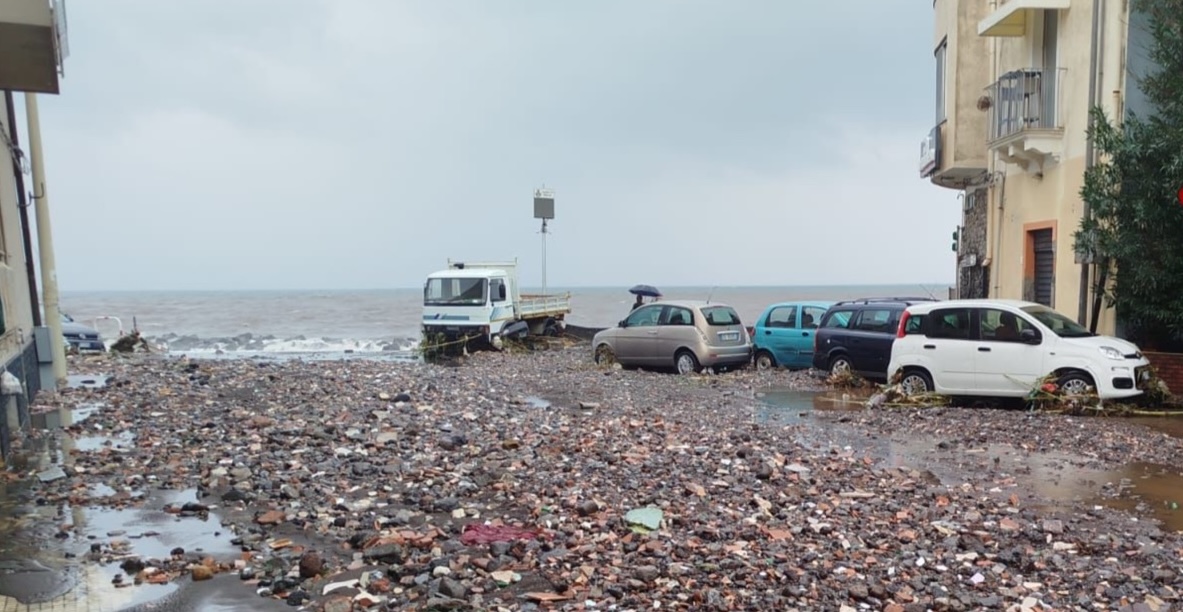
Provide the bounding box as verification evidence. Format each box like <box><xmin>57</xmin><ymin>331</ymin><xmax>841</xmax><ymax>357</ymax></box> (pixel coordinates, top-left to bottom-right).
<box><xmin>951</xmin><ymin>228</ymin><xmax>959</xmax><ymax>252</ymax></box>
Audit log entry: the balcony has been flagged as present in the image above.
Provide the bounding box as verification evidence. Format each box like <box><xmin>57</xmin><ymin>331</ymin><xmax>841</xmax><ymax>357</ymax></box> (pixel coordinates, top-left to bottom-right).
<box><xmin>922</xmin><ymin>121</ymin><xmax>990</xmax><ymax>189</ymax></box>
<box><xmin>0</xmin><ymin>0</ymin><xmax>68</xmax><ymax>94</ymax></box>
<box><xmin>984</xmin><ymin>67</ymin><xmax>1064</xmax><ymax>172</ymax></box>
<box><xmin>978</xmin><ymin>0</ymin><xmax>1070</xmax><ymax>37</ymax></box>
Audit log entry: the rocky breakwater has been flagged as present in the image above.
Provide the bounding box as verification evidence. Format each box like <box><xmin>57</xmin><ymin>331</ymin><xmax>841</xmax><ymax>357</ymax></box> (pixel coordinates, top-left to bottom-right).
<box><xmin>24</xmin><ymin>349</ymin><xmax>1183</xmax><ymax>611</ymax></box>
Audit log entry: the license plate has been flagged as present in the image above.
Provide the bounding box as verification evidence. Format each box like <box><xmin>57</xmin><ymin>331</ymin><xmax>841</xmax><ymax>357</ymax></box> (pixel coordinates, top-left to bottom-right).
<box><xmin>719</xmin><ymin>331</ymin><xmax>739</xmax><ymax>342</ymax></box>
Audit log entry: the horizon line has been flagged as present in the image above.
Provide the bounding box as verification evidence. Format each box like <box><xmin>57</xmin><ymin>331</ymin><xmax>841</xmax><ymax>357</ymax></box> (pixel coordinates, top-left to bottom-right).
<box><xmin>60</xmin><ymin>281</ymin><xmax>956</xmax><ymax>294</ymax></box>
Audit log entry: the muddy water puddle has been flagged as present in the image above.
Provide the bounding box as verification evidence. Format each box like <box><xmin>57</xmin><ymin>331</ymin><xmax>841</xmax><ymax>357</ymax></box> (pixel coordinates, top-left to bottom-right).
<box><xmin>757</xmin><ymin>390</ymin><xmax>1183</xmax><ymax>533</ymax></box>
<box><xmin>754</xmin><ymin>388</ymin><xmax>870</xmax><ymax>425</ymax></box>
<box><xmin>872</xmin><ymin>437</ymin><xmax>1183</xmax><ymax>533</ymax></box>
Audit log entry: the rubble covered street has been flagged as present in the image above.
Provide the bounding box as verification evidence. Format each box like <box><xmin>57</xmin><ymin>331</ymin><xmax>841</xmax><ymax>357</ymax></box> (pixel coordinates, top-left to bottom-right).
<box><xmin>1</xmin><ymin>348</ymin><xmax>1182</xmax><ymax>611</ymax></box>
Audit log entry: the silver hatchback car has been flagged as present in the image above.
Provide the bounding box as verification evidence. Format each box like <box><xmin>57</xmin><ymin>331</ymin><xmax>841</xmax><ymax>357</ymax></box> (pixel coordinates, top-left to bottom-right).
<box><xmin>592</xmin><ymin>300</ymin><xmax>752</xmax><ymax>374</ymax></box>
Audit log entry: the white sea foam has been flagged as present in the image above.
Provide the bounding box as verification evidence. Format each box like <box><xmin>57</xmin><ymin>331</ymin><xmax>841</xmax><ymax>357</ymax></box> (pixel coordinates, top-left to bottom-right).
<box><xmin>147</xmin><ymin>335</ymin><xmax>420</xmax><ymax>356</ymax></box>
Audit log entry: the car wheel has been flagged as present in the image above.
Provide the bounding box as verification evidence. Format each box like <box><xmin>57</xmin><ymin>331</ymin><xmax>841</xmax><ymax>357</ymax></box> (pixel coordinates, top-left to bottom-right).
<box><xmin>755</xmin><ymin>350</ymin><xmax>776</xmax><ymax>371</ymax></box>
<box><xmin>829</xmin><ymin>355</ymin><xmax>853</xmax><ymax>375</ymax></box>
<box><xmin>594</xmin><ymin>344</ymin><xmax>616</xmax><ymax>365</ymax></box>
<box><xmin>675</xmin><ymin>350</ymin><xmax>700</xmax><ymax>375</ymax></box>
<box><xmin>1057</xmin><ymin>371</ymin><xmax>1094</xmax><ymax>395</ymax></box>
<box><xmin>899</xmin><ymin>369</ymin><xmax>934</xmax><ymax>395</ymax></box>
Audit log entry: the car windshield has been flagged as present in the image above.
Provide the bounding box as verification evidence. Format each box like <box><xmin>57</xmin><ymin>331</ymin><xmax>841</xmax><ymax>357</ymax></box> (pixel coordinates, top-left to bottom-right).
<box><xmin>701</xmin><ymin>306</ymin><xmax>741</xmax><ymax>326</ymax></box>
<box><xmin>1020</xmin><ymin>305</ymin><xmax>1094</xmax><ymax>338</ymax></box>
<box><xmin>424</xmin><ymin>277</ymin><xmax>487</xmax><ymax>306</ymax></box>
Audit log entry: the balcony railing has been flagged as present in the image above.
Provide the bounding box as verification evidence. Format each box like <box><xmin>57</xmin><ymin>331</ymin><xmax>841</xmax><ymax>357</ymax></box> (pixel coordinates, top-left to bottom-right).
<box><xmin>985</xmin><ymin>67</ymin><xmax>1064</xmax><ymax>142</ymax></box>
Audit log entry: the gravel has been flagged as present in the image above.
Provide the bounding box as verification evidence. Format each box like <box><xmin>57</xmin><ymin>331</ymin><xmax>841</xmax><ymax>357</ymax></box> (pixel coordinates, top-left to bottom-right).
<box><xmin>15</xmin><ymin>347</ymin><xmax>1183</xmax><ymax>611</ymax></box>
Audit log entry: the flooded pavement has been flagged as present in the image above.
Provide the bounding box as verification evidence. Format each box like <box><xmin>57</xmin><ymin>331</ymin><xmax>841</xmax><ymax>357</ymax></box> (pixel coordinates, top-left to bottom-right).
<box><xmin>758</xmin><ymin>386</ymin><xmax>1183</xmax><ymax>534</ymax></box>
<box><xmin>0</xmin><ymin>391</ymin><xmax>289</xmax><ymax>611</ymax></box>
<box><xmin>753</xmin><ymin>387</ymin><xmax>869</xmax><ymax>424</ymax></box>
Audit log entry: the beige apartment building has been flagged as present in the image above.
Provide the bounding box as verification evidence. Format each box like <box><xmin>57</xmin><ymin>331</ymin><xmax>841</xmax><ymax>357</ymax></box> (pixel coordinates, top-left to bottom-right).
<box><xmin>0</xmin><ymin>0</ymin><xmax>69</xmax><ymax>459</ymax></box>
<box><xmin>922</xmin><ymin>0</ymin><xmax>1152</xmax><ymax>336</ymax></box>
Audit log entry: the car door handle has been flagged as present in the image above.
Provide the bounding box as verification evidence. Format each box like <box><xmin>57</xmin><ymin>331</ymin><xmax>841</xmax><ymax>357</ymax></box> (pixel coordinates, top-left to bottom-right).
<box><xmin>978</xmin><ymin>346</ymin><xmax>991</xmax><ymax>352</ymax></box>
<box><xmin>765</xmin><ymin>330</ymin><xmax>771</xmax><ymax>335</ymax></box>
<box><xmin>647</xmin><ymin>330</ymin><xmax>658</xmax><ymax>335</ymax></box>
<box><xmin>801</xmin><ymin>332</ymin><xmax>809</xmax><ymax>337</ymax></box>
<box><xmin>923</xmin><ymin>344</ymin><xmax>936</xmax><ymax>350</ymax></box>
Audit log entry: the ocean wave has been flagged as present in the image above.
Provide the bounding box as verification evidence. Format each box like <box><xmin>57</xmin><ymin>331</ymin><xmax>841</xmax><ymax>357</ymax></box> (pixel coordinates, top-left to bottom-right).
<box><xmin>147</xmin><ymin>333</ymin><xmax>421</xmax><ymax>355</ymax></box>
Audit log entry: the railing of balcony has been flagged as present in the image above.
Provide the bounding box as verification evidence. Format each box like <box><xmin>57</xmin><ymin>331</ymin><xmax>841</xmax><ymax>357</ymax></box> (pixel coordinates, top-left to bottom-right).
<box><xmin>986</xmin><ymin>67</ymin><xmax>1065</xmax><ymax>142</ymax></box>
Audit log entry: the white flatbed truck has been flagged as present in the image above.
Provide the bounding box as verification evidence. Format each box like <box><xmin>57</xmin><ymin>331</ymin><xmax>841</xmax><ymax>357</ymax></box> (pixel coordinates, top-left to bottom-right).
<box><xmin>421</xmin><ymin>259</ymin><xmax>571</xmax><ymax>350</ymax></box>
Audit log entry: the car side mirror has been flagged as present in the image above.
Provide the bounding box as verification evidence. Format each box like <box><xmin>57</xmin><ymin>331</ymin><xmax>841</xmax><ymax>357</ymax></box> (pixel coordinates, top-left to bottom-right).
<box><xmin>1020</xmin><ymin>329</ymin><xmax>1040</xmax><ymax>344</ymax></box>
<box><xmin>618</xmin><ymin>320</ymin><xmax>627</xmax><ymax>328</ymax></box>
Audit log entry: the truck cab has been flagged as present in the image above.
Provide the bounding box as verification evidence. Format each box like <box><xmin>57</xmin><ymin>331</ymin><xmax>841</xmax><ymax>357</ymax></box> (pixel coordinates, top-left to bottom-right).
<box><xmin>421</xmin><ymin>260</ymin><xmax>571</xmax><ymax>351</ymax></box>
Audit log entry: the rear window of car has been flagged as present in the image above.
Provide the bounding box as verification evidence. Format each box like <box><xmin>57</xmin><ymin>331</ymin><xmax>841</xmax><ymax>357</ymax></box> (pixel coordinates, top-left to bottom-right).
<box><xmin>821</xmin><ymin>309</ymin><xmax>854</xmax><ymax>329</ymax></box>
<box><xmin>903</xmin><ymin>313</ymin><xmax>926</xmax><ymax>334</ymax></box>
<box><xmin>701</xmin><ymin>306</ymin><xmax>741</xmax><ymax>326</ymax></box>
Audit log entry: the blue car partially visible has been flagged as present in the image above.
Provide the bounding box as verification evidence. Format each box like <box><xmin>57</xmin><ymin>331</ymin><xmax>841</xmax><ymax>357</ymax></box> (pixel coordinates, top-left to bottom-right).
<box><xmin>751</xmin><ymin>301</ymin><xmax>834</xmax><ymax>370</ymax></box>
<box><xmin>61</xmin><ymin>313</ymin><xmax>106</xmax><ymax>352</ymax></box>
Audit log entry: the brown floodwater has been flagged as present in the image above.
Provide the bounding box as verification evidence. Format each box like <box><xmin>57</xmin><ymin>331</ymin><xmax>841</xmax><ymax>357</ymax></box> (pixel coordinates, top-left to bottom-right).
<box><xmin>754</xmin><ymin>388</ymin><xmax>870</xmax><ymax>424</ymax></box>
<box><xmin>753</xmin><ymin>391</ymin><xmax>1183</xmax><ymax>532</ymax></box>
<box><xmin>1126</xmin><ymin>415</ymin><xmax>1183</xmax><ymax>439</ymax></box>
<box><xmin>878</xmin><ymin>436</ymin><xmax>1183</xmax><ymax>533</ymax></box>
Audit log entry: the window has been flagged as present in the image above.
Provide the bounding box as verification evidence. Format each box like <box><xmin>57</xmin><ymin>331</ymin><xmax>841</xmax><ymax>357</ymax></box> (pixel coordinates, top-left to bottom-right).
<box><xmin>904</xmin><ymin>314</ymin><xmax>926</xmax><ymax>335</ymax></box>
<box><xmin>663</xmin><ymin>306</ymin><xmax>694</xmax><ymax>326</ymax></box>
<box><xmin>801</xmin><ymin>306</ymin><xmax>826</xmax><ymax>329</ymax></box>
<box><xmin>766</xmin><ymin>306</ymin><xmax>797</xmax><ymax>328</ymax></box>
<box><xmin>701</xmin><ymin>306</ymin><xmax>741</xmax><ymax>327</ymax></box>
<box><xmin>1020</xmin><ymin>305</ymin><xmax>1092</xmax><ymax>338</ymax></box>
<box><xmin>979</xmin><ymin>308</ymin><xmax>1036</xmax><ymax>342</ymax></box>
<box><xmin>424</xmin><ymin>277</ymin><xmax>487</xmax><ymax>306</ymax></box>
<box><xmin>1040</xmin><ymin>10</ymin><xmax>1059</xmax><ymax>127</ymax></box>
<box><xmin>926</xmin><ymin>307</ymin><xmax>972</xmax><ymax>339</ymax></box>
<box><xmin>853</xmin><ymin>309</ymin><xmax>895</xmax><ymax>332</ymax></box>
<box><xmin>625</xmin><ymin>305</ymin><xmax>661</xmax><ymax>327</ymax></box>
<box><xmin>822</xmin><ymin>309</ymin><xmax>854</xmax><ymax>329</ymax></box>
<box><xmin>935</xmin><ymin>38</ymin><xmax>947</xmax><ymax>124</ymax></box>
<box><xmin>490</xmin><ymin>279</ymin><xmax>506</xmax><ymax>303</ymax></box>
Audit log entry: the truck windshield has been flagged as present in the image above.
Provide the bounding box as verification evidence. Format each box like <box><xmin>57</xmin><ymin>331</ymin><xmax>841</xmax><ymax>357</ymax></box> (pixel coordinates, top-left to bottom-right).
<box><xmin>425</xmin><ymin>278</ymin><xmax>487</xmax><ymax>306</ymax></box>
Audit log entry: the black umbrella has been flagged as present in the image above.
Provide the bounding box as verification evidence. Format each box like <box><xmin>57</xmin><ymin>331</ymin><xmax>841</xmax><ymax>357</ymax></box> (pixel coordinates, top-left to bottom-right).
<box><xmin>628</xmin><ymin>284</ymin><xmax>663</xmax><ymax>298</ymax></box>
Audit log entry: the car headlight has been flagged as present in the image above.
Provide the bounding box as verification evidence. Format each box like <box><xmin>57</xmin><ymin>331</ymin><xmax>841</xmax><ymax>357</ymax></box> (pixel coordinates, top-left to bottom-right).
<box><xmin>1098</xmin><ymin>346</ymin><xmax>1123</xmax><ymax>360</ymax></box>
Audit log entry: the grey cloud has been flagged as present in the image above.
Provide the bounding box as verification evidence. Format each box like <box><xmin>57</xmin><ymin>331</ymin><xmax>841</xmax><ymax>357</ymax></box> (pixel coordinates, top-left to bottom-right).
<box><xmin>30</xmin><ymin>0</ymin><xmax>956</xmax><ymax>291</ymax></box>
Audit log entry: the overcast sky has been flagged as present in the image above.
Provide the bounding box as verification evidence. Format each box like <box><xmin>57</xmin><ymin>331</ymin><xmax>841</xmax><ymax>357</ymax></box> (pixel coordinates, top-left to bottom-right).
<box><xmin>22</xmin><ymin>0</ymin><xmax>957</xmax><ymax>291</ymax></box>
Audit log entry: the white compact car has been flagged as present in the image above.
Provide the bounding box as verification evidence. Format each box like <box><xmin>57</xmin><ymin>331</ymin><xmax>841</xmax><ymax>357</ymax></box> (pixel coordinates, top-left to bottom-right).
<box><xmin>887</xmin><ymin>299</ymin><xmax>1151</xmax><ymax>400</ymax></box>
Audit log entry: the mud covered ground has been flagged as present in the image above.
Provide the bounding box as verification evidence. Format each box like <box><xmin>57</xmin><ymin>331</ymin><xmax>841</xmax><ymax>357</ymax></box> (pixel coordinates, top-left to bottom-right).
<box><xmin>4</xmin><ymin>347</ymin><xmax>1183</xmax><ymax>611</ymax></box>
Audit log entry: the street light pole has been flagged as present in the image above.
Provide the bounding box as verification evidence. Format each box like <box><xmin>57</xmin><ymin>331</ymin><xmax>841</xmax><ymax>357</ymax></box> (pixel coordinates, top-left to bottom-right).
<box><xmin>23</xmin><ymin>92</ymin><xmax>66</xmax><ymax>387</ymax></box>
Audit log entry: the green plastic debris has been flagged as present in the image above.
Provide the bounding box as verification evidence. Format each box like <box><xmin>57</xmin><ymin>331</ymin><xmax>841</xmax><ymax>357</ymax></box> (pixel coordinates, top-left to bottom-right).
<box><xmin>625</xmin><ymin>507</ymin><xmax>663</xmax><ymax>533</ymax></box>
<box><xmin>1169</xmin><ymin>501</ymin><xmax>1179</xmax><ymax>511</ymax></box>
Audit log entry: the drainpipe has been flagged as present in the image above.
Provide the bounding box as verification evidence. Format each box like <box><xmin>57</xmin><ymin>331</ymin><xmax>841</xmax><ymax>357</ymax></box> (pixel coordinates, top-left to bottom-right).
<box><xmin>23</xmin><ymin>92</ymin><xmax>66</xmax><ymax>387</ymax></box>
<box><xmin>1080</xmin><ymin>0</ymin><xmax>1103</xmax><ymax>327</ymax></box>
<box><xmin>3</xmin><ymin>90</ymin><xmax>41</xmax><ymax>327</ymax></box>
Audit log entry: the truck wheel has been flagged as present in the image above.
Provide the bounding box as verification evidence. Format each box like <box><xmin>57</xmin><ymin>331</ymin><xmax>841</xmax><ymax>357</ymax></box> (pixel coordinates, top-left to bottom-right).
<box><xmin>491</xmin><ymin>335</ymin><xmax>505</xmax><ymax>351</ymax></box>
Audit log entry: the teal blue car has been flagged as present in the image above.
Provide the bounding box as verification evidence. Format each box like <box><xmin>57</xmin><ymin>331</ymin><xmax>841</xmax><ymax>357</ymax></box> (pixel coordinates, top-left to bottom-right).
<box><xmin>751</xmin><ymin>301</ymin><xmax>835</xmax><ymax>370</ymax></box>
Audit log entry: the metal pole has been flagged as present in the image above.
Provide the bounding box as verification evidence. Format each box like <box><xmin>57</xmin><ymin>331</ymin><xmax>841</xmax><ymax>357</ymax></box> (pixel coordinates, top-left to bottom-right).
<box><xmin>23</xmin><ymin>92</ymin><xmax>66</xmax><ymax>387</ymax></box>
<box><xmin>540</xmin><ymin>218</ymin><xmax>547</xmax><ymax>295</ymax></box>
<box><xmin>3</xmin><ymin>91</ymin><xmax>39</xmax><ymax>326</ymax></box>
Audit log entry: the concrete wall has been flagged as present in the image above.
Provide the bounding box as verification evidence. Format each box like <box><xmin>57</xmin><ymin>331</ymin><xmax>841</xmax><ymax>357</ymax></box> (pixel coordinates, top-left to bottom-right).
<box><xmin>0</xmin><ymin>93</ymin><xmax>39</xmax><ymax>395</ymax></box>
<box><xmin>981</xmin><ymin>0</ymin><xmax>1129</xmax><ymax>335</ymax></box>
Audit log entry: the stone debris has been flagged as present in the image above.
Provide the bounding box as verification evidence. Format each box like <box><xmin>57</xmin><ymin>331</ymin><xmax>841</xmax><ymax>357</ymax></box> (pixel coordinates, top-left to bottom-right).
<box><xmin>10</xmin><ymin>348</ymin><xmax>1183</xmax><ymax>611</ymax></box>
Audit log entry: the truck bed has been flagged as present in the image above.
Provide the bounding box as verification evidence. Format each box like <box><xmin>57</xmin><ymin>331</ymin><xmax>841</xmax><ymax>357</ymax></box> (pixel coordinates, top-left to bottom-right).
<box><xmin>518</xmin><ymin>294</ymin><xmax>572</xmax><ymax>319</ymax></box>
